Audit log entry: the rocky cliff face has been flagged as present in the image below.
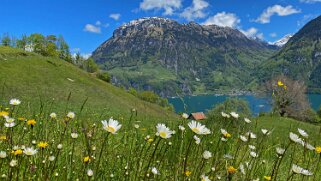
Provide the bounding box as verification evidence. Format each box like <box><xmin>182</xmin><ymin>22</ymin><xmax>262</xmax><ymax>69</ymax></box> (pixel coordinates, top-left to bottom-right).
<box><xmin>92</xmin><ymin>17</ymin><xmax>276</xmax><ymax>96</ymax></box>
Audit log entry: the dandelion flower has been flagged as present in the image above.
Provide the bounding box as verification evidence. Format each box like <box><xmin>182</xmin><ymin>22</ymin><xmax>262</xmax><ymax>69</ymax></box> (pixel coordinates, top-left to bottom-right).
<box><xmin>264</xmin><ymin>176</ymin><xmax>271</xmax><ymax>180</ymax></box>
<box><xmin>23</xmin><ymin>147</ymin><xmax>37</xmax><ymax>156</ymax></box>
<box><xmin>155</xmin><ymin>124</ymin><xmax>174</xmax><ymax>139</ymax></box>
<box><xmin>0</xmin><ymin>135</ymin><xmax>6</xmax><ymax>141</ymax></box>
<box><xmin>188</xmin><ymin>120</ymin><xmax>211</xmax><ymax>135</ymax></box>
<box><xmin>230</xmin><ymin>112</ymin><xmax>239</xmax><ymax>119</ymax></box>
<box><xmin>315</xmin><ymin>146</ymin><xmax>321</xmax><ymax>154</ymax></box>
<box><xmin>203</xmin><ymin>150</ymin><xmax>212</xmax><ymax>159</ymax></box>
<box><xmin>38</xmin><ymin>142</ymin><xmax>49</xmax><ymax>149</ymax></box>
<box><xmin>277</xmin><ymin>80</ymin><xmax>284</xmax><ymax>86</ymax></box>
<box><xmin>66</xmin><ymin>112</ymin><xmax>75</xmax><ymax>119</ymax></box>
<box><xmin>27</xmin><ymin>119</ymin><xmax>36</xmax><ymax>127</ymax></box>
<box><xmin>227</xmin><ymin>166</ymin><xmax>237</xmax><ymax>174</ymax></box>
<box><xmin>83</xmin><ymin>156</ymin><xmax>91</xmax><ymax>163</ymax></box>
<box><xmin>12</xmin><ymin>149</ymin><xmax>23</xmax><ymax>156</ymax></box>
<box><xmin>101</xmin><ymin>118</ymin><xmax>122</xmax><ymax>134</ymax></box>
<box><xmin>298</xmin><ymin>128</ymin><xmax>308</xmax><ymax>138</ymax></box>
<box><xmin>0</xmin><ymin>111</ymin><xmax>9</xmax><ymax>117</ymax></box>
<box><xmin>221</xmin><ymin>129</ymin><xmax>231</xmax><ymax>138</ymax></box>
<box><xmin>87</xmin><ymin>169</ymin><xmax>93</xmax><ymax>177</ymax></box>
<box><xmin>9</xmin><ymin>99</ymin><xmax>21</xmax><ymax>106</ymax></box>
<box><xmin>185</xmin><ymin>170</ymin><xmax>192</xmax><ymax>177</ymax></box>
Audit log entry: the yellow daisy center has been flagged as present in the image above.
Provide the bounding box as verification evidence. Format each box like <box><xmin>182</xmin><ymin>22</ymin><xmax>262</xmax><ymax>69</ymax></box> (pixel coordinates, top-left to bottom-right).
<box><xmin>192</xmin><ymin>128</ymin><xmax>200</xmax><ymax>134</ymax></box>
<box><xmin>159</xmin><ymin>131</ymin><xmax>167</xmax><ymax>138</ymax></box>
<box><xmin>107</xmin><ymin>126</ymin><xmax>116</xmax><ymax>133</ymax></box>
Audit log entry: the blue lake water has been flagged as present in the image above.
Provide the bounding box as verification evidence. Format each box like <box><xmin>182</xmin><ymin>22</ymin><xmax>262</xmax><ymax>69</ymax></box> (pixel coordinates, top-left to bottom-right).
<box><xmin>168</xmin><ymin>94</ymin><xmax>321</xmax><ymax>115</ymax></box>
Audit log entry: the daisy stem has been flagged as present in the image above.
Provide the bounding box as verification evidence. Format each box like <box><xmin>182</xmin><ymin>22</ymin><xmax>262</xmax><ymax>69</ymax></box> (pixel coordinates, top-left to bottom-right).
<box><xmin>183</xmin><ymin>136</ymin><xmax>194</xmax><ymax>174</ymax></box>
<box><xmin>95</xmin><ymin>133</ymin><xmax>109</xmax><ymax>174</ymax></box>
<box><xmin>143</xmin><ymin>138</ymin><xmax>161</xmax><ymax>180</ymax></box>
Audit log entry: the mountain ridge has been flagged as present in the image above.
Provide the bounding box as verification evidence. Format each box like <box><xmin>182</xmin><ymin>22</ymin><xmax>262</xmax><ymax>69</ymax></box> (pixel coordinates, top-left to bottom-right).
<box><xmin>92</xmin><ymin>17</ymin><xmax>276</xmax><ymax>96</ymax></box>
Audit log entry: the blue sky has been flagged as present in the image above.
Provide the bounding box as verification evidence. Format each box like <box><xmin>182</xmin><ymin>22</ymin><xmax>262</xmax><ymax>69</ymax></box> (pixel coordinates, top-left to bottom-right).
<box><xmin>1</xmin><ymin>0</ymin><xmax>320</xmax><ymax>55</ymax></box>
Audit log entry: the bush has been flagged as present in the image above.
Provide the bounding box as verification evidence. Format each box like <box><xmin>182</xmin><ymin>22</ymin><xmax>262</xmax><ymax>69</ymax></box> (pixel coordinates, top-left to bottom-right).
<box><xmin>207</xmin><ymin>98</ymin><xmax>251</xmax><ymax>121</ymax></box>
<box><xmin>97</xmin><ymin>71</ymin><xmax>111</xmax><ymax>83</ymax></box>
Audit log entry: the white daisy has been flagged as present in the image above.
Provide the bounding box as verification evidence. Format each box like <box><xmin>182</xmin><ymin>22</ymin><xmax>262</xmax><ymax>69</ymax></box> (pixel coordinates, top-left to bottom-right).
<box><xmin>276</xmin><ymin>147</ymin><xmax>285</xmax><ymax>155</ymax></box>
<box><xmin>9</xmin><ymin>160</ymin><xmax>18</xmax><ymax>167</ymax></box>
<box><xmin>182</xmin><ymin>113</ymin><xmax>189</xmax><ymax>119</ymax></box>
<box><xmin>292</xmin><ymin>164</ymin><xmax>313</xmax><ymax>176</ymax></box>
<box><xmin>239</xmin><ymin>163</ymin><xmax>246</xmax><ymax>175</ymax></box>
<box><xmin>194</xmin><ymin>135</ymin><xmax>201</xmax><ymax>144</ymax></box>
<box><xmin>23</xmin><ymin>147</ymin><xmax>38</xmax><ymax>156</ymax></box>
<box><xmin>244</xmin><ymin>118</ymin><xmax>251</xmax><ymax>123</ymax></box>
<box><xmin>178</xmin><ymin>125</ymin><xmax>185</xmax><ymax>131</ymax></box>
<box><xmin>289</xmin><ymin>132</ymin><xmax>304</xmax><ymax>144</ymax></box>
<box><xmin>246</xmin><ymin>132</ymin><xmax>257</xmax><ymax>139</ymax></box>
<box><xmin>87</xmin><ymin>169</ymin><xmax>94</xmax><ymax>177</ymax></box>
<box><xmin>101</xmin><ymin>118</ymin><xmax>122</xmax><ymax>134</ymax></box>
<box><xmin>188</xmin><ymin>120</ymin><xmax>211</xmax><ymax>135</ymax></box>
<box><xmin>230</xmin><ymin>112</ymin><xmax>239</xmax><ymax>119</ymax></box>
<box><xmin>261</xmin><ymin>129</ymin><xmax>270</xmax><ymax>135</ymax></box>
<box><xmin>250</xmin><ymin>151</ymin><xmax>258</xmax><ymax>158</ymax></box>
<box><xmin>155</xmin><ymin>124</ymin><xmax>174</xmax><ymax>139</ymax></box>
<box><xmin>66</xmin><ymin>112</ymin><xmax>75</xmax><ymax>119</ymax></box>
<box><xmin>298</xmin><ymin>128</ymin><xmax>308</xmax><ymax>138</ymax></box>
<box><xmin>49</xmin><ymin>113</ymin><xmax>57</xmax><ymax>119</ymax></box>
<box><xmin>203</xmin><ymin>150</ymin><xmax>212</xmax><ymax>159</ymax></box>
<box><xmin>221</xmin><ymin>112</ymin><xmax>230</xmax><ymax>118</ymax></box>
<box><xmin>71</xmin><ymin>133</ymin><xmax>78</xmax><ymax>139</ymax></box>
<box><xmin>249</xmin><ymin>145</ymin><xmax>256</xmax><ymax>150</ymax></box>
<box><xmin>200</xmin><ymin>175</ymin><xmax>211</xmax><ymax>181</ymax></box>
<box><xmin>240</xmin><ymin>135</ymin><xmax>248</xmax><ymax>142</ymax></box>
<box><xmin>9</xmin><ymin>99</ymin><xmax>21</xmax><ymax>106</ymax></box>
<box><xmin>0</xmin><ymin>151</ymin><xmax>7</xmax><ymax>158</ymax></box>
<box><xmin>151</xmin><ymin>167</ymin><xmax>159</xmax><ymax>175</ymax></box>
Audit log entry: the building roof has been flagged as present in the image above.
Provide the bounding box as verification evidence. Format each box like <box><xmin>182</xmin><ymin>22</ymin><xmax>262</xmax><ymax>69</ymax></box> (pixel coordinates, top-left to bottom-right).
<box><xmin>189</xmin><ymin>112</ymin><xmax>207</xmax><ymax>120</ymax></box>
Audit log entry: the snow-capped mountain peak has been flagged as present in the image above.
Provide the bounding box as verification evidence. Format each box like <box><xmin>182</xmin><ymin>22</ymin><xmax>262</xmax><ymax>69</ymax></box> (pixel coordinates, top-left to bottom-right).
<box><xmin>270</xmin><ymin>34</ymin><xmax>293</xmax><ymax>47</ymax></box>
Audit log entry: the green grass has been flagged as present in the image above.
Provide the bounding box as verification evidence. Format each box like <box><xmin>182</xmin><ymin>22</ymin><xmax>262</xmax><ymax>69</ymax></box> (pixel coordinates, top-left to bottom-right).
<box><xmin>0</xmin><ymin>46</ymin><xmax>177</xmax><ymax>125</ymax></box>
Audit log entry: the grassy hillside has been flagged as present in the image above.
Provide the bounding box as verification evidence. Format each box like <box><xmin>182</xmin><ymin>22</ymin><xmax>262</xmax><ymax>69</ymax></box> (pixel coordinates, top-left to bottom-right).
<box><xmin>0</xmin><ymin>46</ymin><xmax>177</xmax><ymax>124</ymax></box>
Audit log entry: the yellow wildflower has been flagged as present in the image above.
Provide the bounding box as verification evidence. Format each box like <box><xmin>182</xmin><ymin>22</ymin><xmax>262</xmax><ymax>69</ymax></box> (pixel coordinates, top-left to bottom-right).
<box><xmin>147</xmin><ymin>138</ymin><xmax>154</xmax><ymax>143</ymax></box>
<box><xmin>27</xmin><ymin>119</ymin><xmax>36</xmax><ymax>126</ymax></box>
<box><xmin>184</xmin><ymin>170</ymin><xmax>192</xmax><ymax>177</ymax></box>
<box><xmin>227</xmin><ymin>166</ymin><xmax>237</xmax><ymax>174</ymax></box>
<box><xmin>315</xmin><ymin>146</ymin><xmax>321</xmax><ymax>154</ymax></box>
<box><xmin>277</xmin><ymin>80</ymin><xmax>284</xmax><ymax>86</ymax></box>
<box><xmin>0</xmin><ymin>111</ymin><xmax>9</xmax><ymax>117</ymax></box>
<box><xmin>38</xmin><ymin>141</ymin><xmax>49</xmax><ymax>149</ymax></box>
<box><xmin>283</xmin><ymin>85</ymin><xmax>287</xmax><ymax>90</ymax></box>
<box><xmin>141</xmin><ymin>128</ymin><xmax>147</xmax><ymax>131</ymax></box>
<box><xmin>264</xmin><ymin>176</ymin><xmax>272</xmax><ymax>180</ymax></box>
<box><xmin>18</xmin><ymin>117</ymin><xmax>25</xmax><ymax>121</ymax></box>
<box><xmin>224</xmin><ymin>133</ymin><xmax>231</xmax><ymax>138</ymax></box>
<box><xmin>83</xmin><ymin>156</ymin><xmax>91</xmax><ymax>163</ymax></box>
<box><xmin>0</xmin><ymin>135</ymin><xmax>6</xmax><ymax>140</ymax></box>
<box><xmin>12</xmin><ymin>149</ymin><xmax>23</xmax><ymax>156</ymax></box>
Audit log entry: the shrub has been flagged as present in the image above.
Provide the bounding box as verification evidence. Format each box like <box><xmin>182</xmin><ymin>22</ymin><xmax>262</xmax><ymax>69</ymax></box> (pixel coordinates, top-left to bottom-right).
<box><xmin>207</xmin><ymin>98</ymin><xmax>251</xmax><ymax>121</ymax></box>
<box><xmin>97</xmin><ymin>71</ymin><xmax>111</xmax><ymax>83</ymax></box>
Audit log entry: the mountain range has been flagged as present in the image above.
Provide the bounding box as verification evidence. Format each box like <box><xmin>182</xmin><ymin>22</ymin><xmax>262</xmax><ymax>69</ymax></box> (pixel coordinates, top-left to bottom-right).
<box><xmin>92</xmin><ymin>16</ymin><xmax>321</xmax><ymax>96</ymax></box>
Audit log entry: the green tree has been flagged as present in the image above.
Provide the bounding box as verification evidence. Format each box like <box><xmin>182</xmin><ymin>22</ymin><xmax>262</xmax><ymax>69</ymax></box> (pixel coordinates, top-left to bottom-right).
<box><xmin>57</xmin><ymin>35</ymin><xmax>71</xmax><ymax>62</ymax></box>
<box><xmin>85</xmin><ymin>58</ymin><xmax>99</xmax><ymax>73</ymax></box>
<box><xmin>16</xmin><ymin>35</ymin><xmax>28</xmax><ymax>50</ymax></box>
<box><xmin>97</xmin><ymin>71</ymin><xmax>111</xmax><ymax>83</ymax></box>
<box><xmin>29</xmin><ymin>33</ymin><xmax>46</xmax><ymax>55</ymax></box>
<box><xmin>1</xmin><ymin>33</ymin><xmax>11</xmax><ymax>46</ymax></box>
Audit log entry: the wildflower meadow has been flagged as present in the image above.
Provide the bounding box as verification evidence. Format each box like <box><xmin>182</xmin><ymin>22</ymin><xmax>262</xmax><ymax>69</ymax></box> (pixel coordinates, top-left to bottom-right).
<box><xmin>0</xmin><ymin>98</ymin><xmax>320</xmax><ymax>181</ymax></box>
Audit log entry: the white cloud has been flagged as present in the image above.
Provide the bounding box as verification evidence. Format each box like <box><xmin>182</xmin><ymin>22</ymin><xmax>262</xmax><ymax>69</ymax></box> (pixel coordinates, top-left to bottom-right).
<box><xmin>139</xmin><ymin>0</ymin><xmax>182</xmax><ymax>15</ymax></box>
<box><xmin>180</xmin><ymin>0</ymin><xmax>209</xmax><ymax>21</ymax></box>
<box><xmin>300</xmin><ymin>0</ymin><xmax>321</xmax><ymax>3</ymax></box>
<box><xmin>255</xmin><ymin>5</ymin><xmax>300</xmax><ymax>24</ymax></box>
<box><xmin>83</xmin><ymin>24</ymin><xmax>101</xmax><ymax>33</ymax></box>
<box><xmin>72</xmin><ymin>53</ymin><xmax>92</xmax><ymax>60</ymax></box>
<box><xmin>270</xmin><ymin>32</ymin><xmax>277</xmax><ymax>37</ymax></box>
<box><xmin>240</xmin><ymin>27</ymin><xmax>264</xmax><ymax>39</ymax></box>
<box><xmin>202</xmin><ymin>12</ymin><xmax>240</xmax><ymax>28</ymax></box>
<box><xmin>96</xmin><ymin>21</ymin><xmax>101</xmax><ymax>26</ymax></box>
<box><xmin>109</xmin><ymin>13</ymin><xmax>121</xmax><ymax>21</ymax></box>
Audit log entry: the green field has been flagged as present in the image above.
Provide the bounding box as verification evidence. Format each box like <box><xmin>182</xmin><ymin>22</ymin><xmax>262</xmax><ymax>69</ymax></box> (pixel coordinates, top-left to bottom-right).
<box><xmin>0</xmin><ymin>47</ymin><xmax>321</xmax><ymax>180</ymax></box>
